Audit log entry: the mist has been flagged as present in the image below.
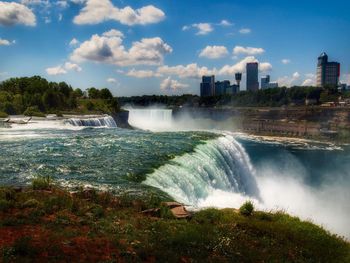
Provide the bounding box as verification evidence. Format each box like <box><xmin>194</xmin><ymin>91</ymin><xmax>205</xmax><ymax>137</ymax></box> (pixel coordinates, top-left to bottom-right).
<box><xmin>129</xmin><ymin>107</ymin><xmax>350</xmax><ymax>239</ymax></box>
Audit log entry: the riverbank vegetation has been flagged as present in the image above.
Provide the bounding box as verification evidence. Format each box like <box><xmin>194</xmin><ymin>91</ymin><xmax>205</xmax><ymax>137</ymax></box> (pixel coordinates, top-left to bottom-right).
<box><xmin>119</xmin><ymin>86</ymin><xmax>350</xmax><ymax>108</ymax></box>
<box><xmin>0</xmin><ymin>76</ymin><xmax>119</xmax><ymax>117</ymax></box>
<box><xmin>0</xmin><ymin>181</ymin><xmax>349</xmax><ymax>262</ymax></box>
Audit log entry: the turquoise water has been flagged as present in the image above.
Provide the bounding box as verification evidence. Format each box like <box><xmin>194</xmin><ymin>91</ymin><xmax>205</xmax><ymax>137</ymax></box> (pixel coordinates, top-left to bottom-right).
<box><xmin>0</xmin><ymin>115</ymin><xmax>349</xmax><ymax>238</ymax></box>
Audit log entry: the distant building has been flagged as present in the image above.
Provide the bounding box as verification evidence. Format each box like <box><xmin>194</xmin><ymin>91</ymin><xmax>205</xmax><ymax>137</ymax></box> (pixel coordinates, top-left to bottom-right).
<box><xmin>200</xmin><ymin>75</ymin><xmax>215</xmax><ymax>97</ymax></box>
<box><xmin>235</xmin><ymin>72</ymin><xmax>242</xmax><ymax>92</ymax></box>
<box><xmin>316</xmin><ymin>52</ymin><xmax>340</xmax><ymax>88</ymax></box>
<box><xmin>215</xmin><ymin>80</ymin><xmax>231</xmax><ymax>96</ymax></box>
<box><xmin>246</xmin><ymin>62</ymin><xmax>259</xmax><ymax>91</ymax></box>
<box><xmin>261</xmin><ymin>75</ymin><xmax>278</xmax><ymax>89</ymax></box>
<box><xmin>268</xmin><ymin>82</ymin><xmax>279</xmax><ymax>88</ymax></box>
<box><xmin>261</xmin><ymin>75</ymin><xmax>270</xmax><ymax>89</ymax></box>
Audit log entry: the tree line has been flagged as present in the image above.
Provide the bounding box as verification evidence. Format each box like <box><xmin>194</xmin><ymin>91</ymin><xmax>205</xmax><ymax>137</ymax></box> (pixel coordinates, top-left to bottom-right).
<box><xmin>0</xmin><ymin>76</ymin><xmax>119</xmax><ymax>117</ymax></box>
<box><xmin>119</xmin><ymin>86</ymin><xmax>349</xmax><ymax>108</ymax></box>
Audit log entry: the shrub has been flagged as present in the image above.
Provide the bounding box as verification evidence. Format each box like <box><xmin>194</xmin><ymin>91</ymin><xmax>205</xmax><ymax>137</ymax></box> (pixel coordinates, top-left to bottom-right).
<box><xmin>32</xmin><ymin>176</ymin><xmax>52</xmax><ymax>190</ymax></box>
<box><xmin>90</xmin><ymin>205</ymin><xmax>105</xmax><ymax>219</ymax></box>
<box><xmin>159</xmin><ymin>205</ymin><xmax>174</xmax><ymax>219</ymax></box>
<box><xmin>239</xmin><ymin>201</ymin><xmax>254</xmax><ymax>216</ymax></box>
<box><xmin>0</xmin><ymin>199</ymin><xmax>11</xmax><ymax>212</ymax></box>
<box><xmin>22</xmin><ymin>199</ymin><xmax>41</xmax><ymax>209</ymax></box>
<box><xmin>0</xmin><ymin>111</ymin><xmax>8</xmax><ymax>118</ymax></box>
<box><xmin>193</xmin><ymin>208</ymin><xmax>222</xmax><ymax>224</ymax></box>
<box><xmin>23</xmin><ymin>106</ymin><xmax>45</xmax><ymax>117</ymax></box>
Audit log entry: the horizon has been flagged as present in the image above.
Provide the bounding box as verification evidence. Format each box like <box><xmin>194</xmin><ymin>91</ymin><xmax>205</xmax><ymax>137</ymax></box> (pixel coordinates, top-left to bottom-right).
<box><xmin>1</xmin><ymin>0</ymin><xmax>350</xmax><ymax>96</ymax></box>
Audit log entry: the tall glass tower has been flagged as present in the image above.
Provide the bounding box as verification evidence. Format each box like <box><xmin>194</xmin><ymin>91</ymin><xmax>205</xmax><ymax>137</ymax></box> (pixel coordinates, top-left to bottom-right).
<box><xmin>316</xmin><ymin>52</ymin><xmax>340</xmax><ymax>88</ymax></box>
<box><xmin>246</xmin><ymin>63</ymin><xmax>259</xmax><ymax>91</ymax></box>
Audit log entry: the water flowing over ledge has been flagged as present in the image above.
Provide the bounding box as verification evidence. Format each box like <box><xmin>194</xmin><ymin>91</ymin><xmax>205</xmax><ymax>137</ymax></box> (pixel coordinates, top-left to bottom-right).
<box><xmin>66</xmin><ymin>115</ymin><xmax>117</xmax><ymax>128</ymax></box>
<box><xmin>143</xmin><ymin>134</ymin><xmax>260</xmax><ymax>207</ymax></box>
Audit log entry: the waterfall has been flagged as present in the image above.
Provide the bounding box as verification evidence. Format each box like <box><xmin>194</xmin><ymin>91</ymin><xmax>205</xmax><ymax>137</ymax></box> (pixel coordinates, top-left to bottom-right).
<box><xmin>143</xmin><ymin>134</ymin><xmax>260</xmax><ymax>207</ymax></box>
<box><xmin>127</xmin><ymin>109</ymin><xmax>173</xmax><ymax>131</ymax></box>
<box><xmin>66</xmin><ymin>115</ymin><xmax>117</xmax><ymax>128</ymax></box>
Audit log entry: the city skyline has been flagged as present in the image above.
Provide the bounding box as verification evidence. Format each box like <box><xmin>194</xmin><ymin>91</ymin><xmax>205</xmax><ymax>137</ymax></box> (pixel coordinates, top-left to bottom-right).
<box><xmin>0</xmin><ymin>0</ymin><xmax>350</xmax><ymax>96</ymax></box>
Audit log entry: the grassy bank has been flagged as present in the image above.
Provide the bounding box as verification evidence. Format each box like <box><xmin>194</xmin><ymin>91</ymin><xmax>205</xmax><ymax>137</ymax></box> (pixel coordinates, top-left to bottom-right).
<box><xmin>0</xmin><ymin>180</ymin><xmax>349</xmax><ymax>262</ymax></box>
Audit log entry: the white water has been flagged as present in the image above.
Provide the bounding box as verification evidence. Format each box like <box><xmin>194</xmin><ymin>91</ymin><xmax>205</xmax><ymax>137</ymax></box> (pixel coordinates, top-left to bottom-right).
<box><xmin>144</xmin><ymin>134</ymin><xmax>260</xmax><ymax>205</ymax></box>
<box><xmin>127</xmin><ymin>108</ymin><xmax>173</xmax><ymax>131</ymax></box>
<box><xmin>144</xmin><ymin>134</ymin><xmax>350</xmax><ymax>239</ymax></box>
<box><xmin>66</xmin><ymin>115</ymin><xmax>117</xmax><ymax>127</ymax></box>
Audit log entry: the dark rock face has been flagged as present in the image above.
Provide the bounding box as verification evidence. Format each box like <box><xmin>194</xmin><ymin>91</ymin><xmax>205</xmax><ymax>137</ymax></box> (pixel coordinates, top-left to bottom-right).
<box><xmin>112</xmin><ymin>111</ymin><xmax>132</xmax><ymax>129</ymax></box>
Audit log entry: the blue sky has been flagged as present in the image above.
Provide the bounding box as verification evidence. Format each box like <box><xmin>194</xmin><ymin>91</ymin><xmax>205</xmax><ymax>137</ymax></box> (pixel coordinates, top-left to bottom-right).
<box><xmin>0</xmin><ymin>0</ymin><xmax>350</xmax><ymax>96</ymax></box>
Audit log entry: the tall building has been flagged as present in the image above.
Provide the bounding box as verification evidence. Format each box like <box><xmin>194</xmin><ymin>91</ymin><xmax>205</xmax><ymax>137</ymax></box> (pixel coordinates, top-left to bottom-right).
<box><xmin>246</xmin><ymin>63</ymin><xmax>259</xmax><ymax>91</ymax></box>
<box><xmin>261</xmin><ymin>75</ymin><xmax>270</xmax><ymax>89</ymax></box>
<box><xmin>200</xmin><ymin>75</ymin><xmax>215</xmax><ymax>97</ymax></box>
<box><xmin>316</xmin><ymin>52</ymin><xmax>340</xmax><ymax>88</ymax></box>
<box><xmin>215</xmin><ymin>80</ymin><xmax>230</xmax><ymax>96</ymax></box>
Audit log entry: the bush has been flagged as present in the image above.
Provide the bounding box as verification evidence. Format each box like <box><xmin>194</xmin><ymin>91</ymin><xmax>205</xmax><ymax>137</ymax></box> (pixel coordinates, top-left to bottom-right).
<box><xmin>193</xmin><ymin>208</ymin><xmax>222</xmax><ymax>224</ymax></box>
<box><xmin>22</xmin><ymin>199</ymin><xmax>41</xmax><ymax>209</ymax></box>
<box><xmin>23</xmin><ymin>106</ymin><xmax>45</xmax><ymax>117</ymax></box>
<box><xmin>0</xmin><ymin>111</ymin><xmax>8</xmax><ymax>118</ymax></box>
<box><xmin>0</xmin><ymin>199</ymin><xmax>12</xmax><ymax>212</ymax></box>
<box><xmin>239</xmin><ymin>201</ymin><xmax>254</xmax><ymax>216</ymax></box>
<box><xmin>32</xmin><ymin>176</ymin><xmax>52</xmax><ymax>190</ymax></box>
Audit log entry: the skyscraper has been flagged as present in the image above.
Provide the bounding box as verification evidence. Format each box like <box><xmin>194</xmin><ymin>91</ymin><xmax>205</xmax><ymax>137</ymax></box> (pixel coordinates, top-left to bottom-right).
<box><xmin>261</xmin><ymin>75</ymin><xmax>270</xmax><ymax>89</ymax></box>
<box><xmin>316</xmin><ymin>52</ymin><xmax>340</xmax><ymax>88</ymax></box>
<box><xmin>246</xmin><ymin>63</ymin><xmax>259</xmax><ymax>91</ymax></box>
<box><xmin>200</xmin><ymin>75</ymin><xmax>215</xmax><ymax>97</ymax></box>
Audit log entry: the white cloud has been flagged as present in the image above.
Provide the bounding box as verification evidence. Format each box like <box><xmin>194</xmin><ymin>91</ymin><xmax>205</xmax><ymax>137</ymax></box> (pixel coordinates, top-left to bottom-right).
<box><xmin>219</xmin><ymin>56</ymin><xmax>271</xmax><ymax>75</ymax></box>
<box><xmin>69</xmin><ymin>38</ymin><xmax>79</xmax><ymax>46</ymax></box>
<box><xmin>126</xmin><ymin>69</ymin><xmax>161</xmax><ymax>78</ymax></box>
<box><xmin>239</xmin><ymin>28</ymin><xmax>251</xmax><ymax>34</ymax></box>
<box><xmin>107</xmin><ymin>77</ymin><xmax>117</xmax><ymax>83</ymax></box>
<box><xmin>70</xmin><ymin>30</ymin><xmax>172</xmax><ymax>66</ymax></box>
<box><xmin>0</xmin><ymin>38</ymin><xmax>14</xmax><ymax>46</ymax></box>
<box><xmin>102</xmin><ymin>29</ymin><xmax>124</xmax><ymax>38</ymax></box>
<box><xmin>73</xmin><ymin>0</ymin><xmax>165</xmax><ymax>26</ymax></box>
<box><xmin>46</xmin><ymin>65</ymin><xmax>67</xmax><ymax>75</ymax></box>
<box><xmin>0</xmin><ymin>1</ymin><xmax>36</xmax><ymax>26</ymax></box>
<box><xmin>21</xmin><ymin>0</ymin><xmax>50</xmax><ymax>6</ymax></box>
<box><xmin>183</xmin><ymin>23</ymin><xmax>213</xmax><ymax>35</ymax></box>
<box><xmin>302</xmin><ymin>79</ymin><xmax>315</xmax><ymax>86</ymax></box>
<box><xmin>46</xmin><ymin>62</ymin><xmax>82</xmax><ymax>75</ymax></box>
<box><xmin>219</xmin><ymin>20</ymin><xmax>233</xmax><ymax>26</ymax></box>
<box><xmin>64</xmin><ymin>62</ymin><xmax>82</xmax><ymax>72</ymax></box>
<box><xmin>199</xmin><ymin>46</ymin><xmax>228</xmax><ymax>59</ymax></box>
<box><xmin>277</xmin><ymin>72</ymin><xmax>302</xmax><ymax>87</ymax></box>
<box><xmin>56</xmin><ymin>0</ymin><xmax>68</xmax><ymax>8</ymax></box>
<box><xmin>341</xmin><ymin>74</ymin><xmax>350</xmax><ymax>85</ymax></box>
<box><xmin>157</xmin><ymin>63</ymin><xmax>216</xmax><ymax>79</ymax></box>
<box><xmin>160</xmin><ymin>77</ymin><xmax>189</xmax><ymax>91</ymax></box>
<box><xmin>233</xmin><ymin>46</ymin><xmax>265</xmax><ymax>56</ymax></box>
<box><xmin>282</xmin><ymin>59</ymin><xmax>291</xmax><ymax>64</ymax></box>
<box><xmin>58</xmin><ymin>13</ymin><xmax>63</xmax><ymax>21</ymax></box>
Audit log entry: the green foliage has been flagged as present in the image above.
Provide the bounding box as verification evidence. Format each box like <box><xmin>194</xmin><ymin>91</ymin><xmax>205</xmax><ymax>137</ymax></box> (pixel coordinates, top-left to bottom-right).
<box><xmin>159</xmin><ymin>205</ymin><xmax>174</xmax><ymax>219</ymax></box>
<box><xmin>23</xmin><ymin>106</ymin><xmax>45</xmax><ymax>117</ymax></box>
<box><xmin>0</xmin><ymin>111</ymin><xmax>8</xmax><ymax>118</ymax></box>
<box><xmin>193</xmin><ymin>208</ymin><xmax>223</xmax><ymax>224</ymax></box>
<box><xmin>0</xmin><ymin>199</ymin><xmax>12</xmax><ymax>212</ymax></box>
<box><xmin>239</xmin><ymin>201</ymin><xmax>254</xmax><ymax>216</ymax></box>
<box><xmin>0</xmin><ymin>76</ymin><xmax>119</xmax><ymax>115</ymax></box>
<box><xmin>31</xmin><ymin>176</ymin><xmax>52</xmax><ymax>190</ymax></box>
<box><xmin>22</xmin><ymin>199</ymin><xmax>41</xmax><ymax>209</ymax></box>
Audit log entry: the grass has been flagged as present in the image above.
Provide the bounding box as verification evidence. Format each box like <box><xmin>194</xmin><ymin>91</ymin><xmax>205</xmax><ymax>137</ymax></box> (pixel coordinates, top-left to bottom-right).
<box><xmin>0</xmin><ymin>185</ymin><xmax>349</xmax><ymax>262</ymax></box>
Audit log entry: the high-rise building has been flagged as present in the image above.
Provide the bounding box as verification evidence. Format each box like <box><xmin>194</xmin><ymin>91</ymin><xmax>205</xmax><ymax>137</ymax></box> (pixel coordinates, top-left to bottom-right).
<box><xmin>316</xmin><ymin>52</ymin><xmax>340</xmax><ymax>88</ymax></box>
<box><xmin>246</xmin><ymin>62</ymin><xmax>259</xmax><ymax>91</ymax></box>
<box><xmin>261</xmin><ymin>75</ymin><xmax>270</xmax><ymax>89</ymax></box>
<box><xmin>215</xmin><ymin>80</ymin><xmax>230</xmax><ymax>96</ymax></box>
<box><xmin>200</xmin><ymin>75</ymin><xmax>215</xmax><ymax>97</ymax></box>
<box><xmin>234</xmin><ymin>72</ymin><xmax>242</xmax><ymax>93</ymax></box>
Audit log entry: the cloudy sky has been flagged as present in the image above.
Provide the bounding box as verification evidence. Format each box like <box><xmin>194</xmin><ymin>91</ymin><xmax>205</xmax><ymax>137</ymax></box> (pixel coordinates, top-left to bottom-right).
<box><xmin>0</xmin><ymin>0</ymin><xmax>350</xmax><ymax>96</ymax></box>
